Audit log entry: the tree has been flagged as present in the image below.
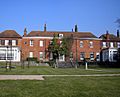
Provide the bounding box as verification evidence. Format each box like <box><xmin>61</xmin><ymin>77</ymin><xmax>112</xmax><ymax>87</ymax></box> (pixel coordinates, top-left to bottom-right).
<box><xmin>48</xmin><ymin>35</ymin><xmax>59</xmax><ymax>68</ymax></box>
<box><xmin>48</xmin><ymin>34</ymin><xmax>73</xmax><ymax>68</ymax></box>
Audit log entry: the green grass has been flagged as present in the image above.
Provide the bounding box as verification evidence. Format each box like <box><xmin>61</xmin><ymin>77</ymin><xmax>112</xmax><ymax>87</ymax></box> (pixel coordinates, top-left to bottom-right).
<box><xmin>0</xmin><ymin>76</ymin><xmax>120</xmax><ymax>97</ymax></box>
<box><xmin>0</xmin><ymin>65</ymin><xmax>120</xmax><ymax>75</ymax></box>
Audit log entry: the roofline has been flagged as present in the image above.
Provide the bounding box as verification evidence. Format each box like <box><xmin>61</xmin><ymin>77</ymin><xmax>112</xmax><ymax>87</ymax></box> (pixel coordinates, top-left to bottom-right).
<box><xmin>23</xmin><ymin>36</ymin><xmax>100</xmax><ymax>40</ymax></box>
<box><xmin>75</xmin><ymin>38</ymin><xmax>101</xmax><ymax>40</ymax></box>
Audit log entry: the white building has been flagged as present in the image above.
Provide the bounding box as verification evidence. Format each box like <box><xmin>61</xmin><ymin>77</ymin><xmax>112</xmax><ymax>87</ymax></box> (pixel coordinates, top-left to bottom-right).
<box><xmin>102</xmin><ymin>48</ymin><xmax>118</xmax><ymax>62</ymax></box>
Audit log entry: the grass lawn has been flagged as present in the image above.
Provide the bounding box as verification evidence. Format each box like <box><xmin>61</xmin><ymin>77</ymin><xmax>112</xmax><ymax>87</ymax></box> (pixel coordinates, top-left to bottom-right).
<box><xmin>0</xmin><ymin>65</ymin><xmax>120</xmax><ymax>75</ymax></box>
<box><xmin>0</xmin><ymin>76</ymin><xmax>120</xmax><ymax>97</ymax></box>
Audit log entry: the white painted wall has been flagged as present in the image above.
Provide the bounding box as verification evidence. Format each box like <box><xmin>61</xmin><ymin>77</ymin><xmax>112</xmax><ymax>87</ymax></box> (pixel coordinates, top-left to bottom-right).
<box><xmin>0</xmin><ymin>47</ymin><xmax>20</xmax><ymax>62</ymax></box>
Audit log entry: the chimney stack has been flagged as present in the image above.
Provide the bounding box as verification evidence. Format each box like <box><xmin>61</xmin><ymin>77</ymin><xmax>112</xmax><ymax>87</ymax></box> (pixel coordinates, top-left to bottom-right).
<box><xmin>75</xmin><ymin>24</ymin><xmax>78</xmax><ymax>32</ymax></box>
<box><xmin>117</xmin><ymin>30</ymin><xmax>120</xmax><ymax>38</ymax></box>
<box><xmin>106</xmin><ymin>30</ymin><xmax>109</xmax><ymax>40</ymax></box>
<box><xmin>44</xmin><ymin>23</ymin><xmax>47</xmax><ymax>32</ymax></box>
<box><xmin>23</xmin><ymin>28</ymin><xmax>27</xmax><ymax>37</ymax></box>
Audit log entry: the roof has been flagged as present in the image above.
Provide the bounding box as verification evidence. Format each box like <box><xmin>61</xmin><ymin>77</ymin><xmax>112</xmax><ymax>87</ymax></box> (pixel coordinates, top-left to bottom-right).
<box><xmin>99</xmin><ymin>34</ymin><xmax>120</xmax><ymax>41</ymax></box>
<box><xmin>26</xmin><ymin>31</ymin><xmax>97</xmax><ymax>38</ymax></box>
<box><xmin>0</xmin><ymin>30</ymin><xmax>21</xmax><ymax>38</ymax></box>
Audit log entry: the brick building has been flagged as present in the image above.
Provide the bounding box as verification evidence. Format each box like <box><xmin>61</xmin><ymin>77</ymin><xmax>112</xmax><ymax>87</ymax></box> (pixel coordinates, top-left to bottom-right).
<box><xmin>21</xmin><ymin>25</ymin><xmax>101</xmax><ymax>62</ymax></box>
<box><xmin>1</xmin><ymin>26</ymin><xmax>119</xmax><ymax>63</ymax></box>
<box><xmin>0</xmin><ymin>30</ymin><xmax>22</xmax><ymax>62</ymax></box>
<box><xmin>99</xmin><ymin>30</ymin><xmax>120</xmax><ymax>62</ymax></box>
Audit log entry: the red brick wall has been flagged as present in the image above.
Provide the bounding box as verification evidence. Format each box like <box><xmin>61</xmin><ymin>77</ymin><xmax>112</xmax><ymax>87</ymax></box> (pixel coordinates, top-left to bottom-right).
<box><xmin>21</xmin><ymin>37</ymin><xmax>101</xmax><ymax>62</ymax></box>
<box><xmin>71</xmin><ymin>39</ymin><xmax>101</xmax><ymax>62</ymax></box>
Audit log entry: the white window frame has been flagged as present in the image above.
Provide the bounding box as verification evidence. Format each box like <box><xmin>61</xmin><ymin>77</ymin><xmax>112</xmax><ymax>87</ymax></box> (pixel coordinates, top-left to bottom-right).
<box><xmin>96</xmin><ymin>52</ymin><xmax>100</xmax><ymax>61</ymax></box>
<box><xmin>59</xmin><ymin>55</ymin><xmax>65</xmax><ymax>61</ymax></box>
<box><xmin>5</xmin><ymin>40</ymin><xmax>9</xmax><ymax>46</ymax></box>
<box><xmin>40</xmin><ymin>40</ymin><xmax>43</xmax><ymax>47</ymax></box>
<box><xmin>59</xmin><ymin>34</ymin><xmax>63</xmax><ymax>38</ymax></box>
<box><xmin>30</xmin><ymin>40</ymin><xmax>33</xmax><ymax>46</ymax></box>
<box><xmin>40</xmin><ymin>52</ymin><xmax>43</xmax><ymax>60</ymax></box>
<box><xmin>80</xmin><ymin>41</ymin><xmax>83</xmax><ymax>48</ymax></box>
<box><xmin>110</xmin><ymin>42</ymin><xmax>114</xmax><ymax>48</ymax></box>
<box><xmin>103</xmin><ymin>42</ymin><xmax>106</xmax><ymax>48</ymax></box>
<box><xmin>12</xmin><ymin>40</ymin><xmax>16</xmax><ymax>46</ymax></box>
<box><xmin>29</xmin><ymin>52</ymin><xmax>33</xmax><ymax>57</ymax></box>
<box><xmin>117</xmin><ymin>42</ymin><xmax>120</xmax><ymax>48</ymax></box>
<box><xmin>90</xmin><ymin>52</ymin><xmax>94</xmax><ymax>61</ymax></box>
<box><xmin>80</xmin><ymin>52</ymin><xmax>85</xmax><ymax>60</ymax></box>
<box><xmin>90</xmin><ymin>41</ymin><xmax>93</xmax><ymax>48</ymax></box>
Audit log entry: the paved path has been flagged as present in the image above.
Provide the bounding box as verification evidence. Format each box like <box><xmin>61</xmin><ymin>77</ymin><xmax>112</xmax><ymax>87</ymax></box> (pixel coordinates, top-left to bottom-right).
<box><xmin>0</xmin><ymin>75</ymin><xmax>44</xmax><ymax>80</ymax></box>
<box><xmin>0</xmin><ymin>74</ymin><xmax>120</xmax><ymax>80</ymax></box>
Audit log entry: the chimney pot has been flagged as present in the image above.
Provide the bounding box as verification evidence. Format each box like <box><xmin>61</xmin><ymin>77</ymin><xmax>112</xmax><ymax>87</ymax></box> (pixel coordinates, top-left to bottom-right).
<box><xmin>117</xmin><ymin>30</ymin><xmax>120</xmax><ymax>38</ymax></box>
<box><xmin>106</xmin><ymin>30</ymin><xmax>109</xmax><ymax>40</ymax></box>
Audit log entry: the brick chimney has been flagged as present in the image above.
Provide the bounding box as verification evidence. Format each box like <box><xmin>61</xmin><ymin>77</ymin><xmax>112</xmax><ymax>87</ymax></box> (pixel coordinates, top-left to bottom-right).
<box><xmin>23</xmin><ymin>28</ymin><xmax>27</xmax><ymax>37</ymax></box>
<box><xmin>117</xmin><ymin>30</ymin><xmax>120</xmax><ymax>38</ymax></box>
<box><xmin>75</xmin><ymin>24</ymin><xmax>78</xmax><ymax>32</ymax></box>
<box><xmin>106</xmin><ymin>30</ymin><xmax>109</xmax><ymax>40</ymax></box>
<box><xmin>44</xmin><ymin>24</ymin><xmax>47</xmax><ymax>32</ymax></box>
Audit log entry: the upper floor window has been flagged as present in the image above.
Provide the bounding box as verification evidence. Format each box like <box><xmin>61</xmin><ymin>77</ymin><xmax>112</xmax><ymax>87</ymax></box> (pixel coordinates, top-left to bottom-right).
<box><xmin>5</xmin><ymin>40</ymin><xmax>9</xmax><ymax>46</ymax></box>
<box><xmin>1</xmin><ymin>40</ymin><xmax>5</xmax><ymax>45</ymax></box>
<box><xmin>117</xmin><ymin>42</ymin><xmax>120</xmax><ymax>48</ymax></box>
<box><xmin>80</xmin><ymin>41</ymin><xmax>83</xmax><ymax>48</ymax></box>
<box><xmin>110</xmin><ymin>42</ymin><xmax>114</xmax><ymax>48</ymax></box>
<box><xmin>30</xmin><ymin>40</ymin><xmax>33</xmax><ymax>46</ymax></box>
<box><xmin>12</xmin><ymin>40</ymin><xmax>16</xmax><ymax>46</ymax></box>
<box><xmin>89</xmin><ymin>41</ymin><xmax>93</xmax><ymax>48</ymax></box>
<box><xmin>59</xmin><ymin>34</ymin><xmax>63</xmax><ymax>38</ymax></box>
<box><xmin>40</xmin><ymin>40</ymin><xmax>43</xmax><ymax>47</ymax></box>
<box><xmin>103</xmin><ymin>42</ymin><xmax>106</xmax><ymax>48</ymax></box>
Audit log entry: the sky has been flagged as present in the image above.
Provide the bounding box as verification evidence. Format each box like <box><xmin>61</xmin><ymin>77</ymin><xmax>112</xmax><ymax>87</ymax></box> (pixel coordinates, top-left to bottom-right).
<box><xmin>0</xmin><ymin>0</ymin><xmax>120</xmax><ymax>36</ymax></box>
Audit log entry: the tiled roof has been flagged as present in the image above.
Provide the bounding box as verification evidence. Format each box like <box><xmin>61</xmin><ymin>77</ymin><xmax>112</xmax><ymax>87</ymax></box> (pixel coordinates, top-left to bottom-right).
<box><xmin>99</xmin><ymin>34</ymin><xmax>120</xmax><ymax>41</ymax></box>
<box><xmin>26</xmin><ymin>31</ymin><xmax>97</xmax><ymax>38</ymax></box>
<box><xmin>0</xmin><ymin>30</ymin><xmax>21</xmax><ymax>38</ymax></box>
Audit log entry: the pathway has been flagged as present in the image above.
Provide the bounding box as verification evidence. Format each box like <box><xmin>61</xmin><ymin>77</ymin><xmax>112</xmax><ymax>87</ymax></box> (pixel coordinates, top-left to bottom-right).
<box><xmin>0</xmin><ymin>74</ymin><xmax>120</xmax><ymax>80</ymax></box>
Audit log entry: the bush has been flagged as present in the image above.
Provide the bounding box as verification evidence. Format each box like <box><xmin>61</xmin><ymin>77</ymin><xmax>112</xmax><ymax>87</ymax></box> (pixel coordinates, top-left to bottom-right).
<box><xmin>26</xmin><ymin>57</ymin><xmax>38</xmax><ymax>62</ymax></box>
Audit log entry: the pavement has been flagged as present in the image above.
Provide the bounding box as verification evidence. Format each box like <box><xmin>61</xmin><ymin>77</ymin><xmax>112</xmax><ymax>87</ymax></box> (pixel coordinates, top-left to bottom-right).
<box><xmin>0</xmin><ymin>74</ymin><xmax>120</xmax><ymax>80</ymax></box>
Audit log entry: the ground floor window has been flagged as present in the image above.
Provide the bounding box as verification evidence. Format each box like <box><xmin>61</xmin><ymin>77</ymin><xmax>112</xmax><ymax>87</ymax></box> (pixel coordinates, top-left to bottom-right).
<box><xmin>113</xmin><ymin>51</ymin><xmax>117</xmax><ymax>62</ymax></box>
<box><xmin>40</xmin><ymin>52</ymin><xmax>44</xmax><ymax>60</ymax></box>
<box><xmin>90</xmin><ymin>52</ymin><xmax>94</xmax><ymax>61</ymax></box>
<box><xmin>80</xmin><ymin>52</ymin><xmax>85</xmax><ymax>61</ymax></box>
<box><xmin>70</xmin><ymin>52</ymin><xmax>73</xmax><ymax>61</ymax></box>
<box><xmin>96</xmin><ymin>53</ymin><xmax>100</xmax><ymax>61</ymax></box>
<box><xmin>29</xmin><ymin>52</ymin><xmax>33</xmax><ymax>58</ymax></box>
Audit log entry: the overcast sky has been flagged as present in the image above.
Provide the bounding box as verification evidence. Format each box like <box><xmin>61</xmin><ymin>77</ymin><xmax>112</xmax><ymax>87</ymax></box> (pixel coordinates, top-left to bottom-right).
<box><xmin>0</xmin><ymin>0</ymin><xmax>120</xmax><ymax>36</ymax></box>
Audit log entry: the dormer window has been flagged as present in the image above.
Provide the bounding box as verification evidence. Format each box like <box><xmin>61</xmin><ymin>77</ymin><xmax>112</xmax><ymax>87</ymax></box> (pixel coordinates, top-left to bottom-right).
<box><xmin>59</xmin><ymin>34</ymin><xmax>63</xmax><ymax>38</ymax></box>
